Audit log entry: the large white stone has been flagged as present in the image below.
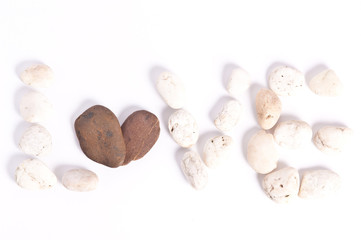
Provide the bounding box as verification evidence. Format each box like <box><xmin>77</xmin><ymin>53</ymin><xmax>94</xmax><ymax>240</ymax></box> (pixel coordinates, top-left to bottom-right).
<box><xmin>255</xmin><ymin>88</ymin><xmax>282</xmax><ymax>130</ymax></box>
<box><xmin>19</xmin><ymin>124</ymin><xmax>52</xmax><ymax>157</ymax></box>
<box><xmin>62</xmin><ymin>169</ymin><xmax>98</xmax><ymax>192</ymax></box>
<box><xmin>214</xmin><ymin>100</ymin><xmax>243</xmax><ymax>132</ymax></box>
<box><xmin>313</xmin><ymin>126</ymin><xmax>353</xmax><ymax>154</ymax></box>
<box><xmin>181</xmin><ymin>151</ymin><xmax>208</xmax><ymax>190</ymax></box>
<box><xmin>20</xmin><ymin>64</ymin><xmax>54</xmax><ymax>88</ymax></box>
<box><xmin>309</xmin><ymin>69</ymin><xmax>343</xmax><ymax>96</ymax></box>
<box><xmin>226</xmin><ymin>68</ymin><xmax>251</xmax><ymax>97</ymax></box>
<box><xmin>203</xmin><ymin>135</ymin><xmax>234</xmax><ymax>168</ymax></box>
<box><xmin>19</xmin><ymin>91</ymin><xmax>53</xmax><ymax>123</ymax></box>
<box><xmin>274</xmin><ymin>120</ymin><xmax>312</xmax><ymax>149</ymax></box>
<box><xmin>269</xmin><ymin>66</ymin><xmax>305</xmax><ymax>96</ymax></box>
<box><xmin>156</xmin><ymin>72</ymin><xmax>186</xmax><ymax>109</ymax></box>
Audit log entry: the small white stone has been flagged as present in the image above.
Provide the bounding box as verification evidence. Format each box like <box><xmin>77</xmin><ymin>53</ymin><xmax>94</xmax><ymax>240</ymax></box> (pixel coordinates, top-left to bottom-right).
<box><xmin>313</xmin><ymin>126</ymin><xmax>353</xmax><ymax>154</ymax></box>
<box><xmin>269</xmin><ymin>66</ymin><xmax>305</xmax><ymax>96</ymax></box>
<box><xmin>20</xmin><ymin>64</ymin><xmax>54</xmax><ymax>88</ymax></box>
<box><xmin>168</xmin><ymin>109</ymin><xmax>199</xmax><ymax>148</ymax></box>
<box><xmin>262</xmin><ymin>167</ymin><xmax>299</xmax><ymax>203</ymax></box>
<box><xmin>62</xmin><ymin>169</ymin><xmax>98</xmax><ymax>192</ymax></box>
<box><xmin>156</xmin><ymin>72</ymin><xmax>186</xmax><ymax>109</ymax></box>
<box><xmin>247</xmin><ymin>130</ymin><xmax>279</xmax><ymax>174</ymax></box>
<box><xmin>255</xmin><ymin>88</ymin><xmax>282</xmax><ymax>130</ymax></box>
<box><xmin>274</xmin><ymin>120</ymin><xmax>312</xmax><ymax>149</ymax></box>
<box><xmin>214</xmin><ymin>100</ymin><xmax>243</xmax><ymax>132</ymax></box>
<box><xmin>181</xmin><ymin>151</ymin><xmax>208</xmax><ymax>190</ymax></box>
<box><xmin>309</xmin><ymin>69</ymin><xmax>343</xmax><ymax>96</ymax></box>
<box><xmin>299</xmin><ymin>169</ymin><xmax>341</xmax><ymax>199</ymax></box>
<box><xmin>203</xmin><ymin>135</ymin><xmax>234</xmax><ymax>168</ymax></box>
<box><xmin>226</xmin><ymin>68</ymin><xmax>251</xmax><ymax>97</ymax></box>
<box><xmin>19</xmin><ymin>91</ymin><xmax>53</xmax><ymax>123</ymax></box>
<box><xmin>19</xmin><ymin>124</ymin><xmax>52</xmax><ymax>157</ymax></box>
<box><xmin>15</xmin><ymin>159</ymin><xmax>57</xmax><ymax>190</ymax></box>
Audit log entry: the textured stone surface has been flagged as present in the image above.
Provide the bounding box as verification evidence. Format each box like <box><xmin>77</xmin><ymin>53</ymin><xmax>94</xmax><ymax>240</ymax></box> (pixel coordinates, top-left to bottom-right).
<box><xmin>156</xmin><ymin>72</ymin><xmax>186</xmax><ymax>109</ymax></box>
<box><xmin>269</xmin><ymin>66</ymin><xmax>305</xmax><ymax>96</ymax></box>
<box><xmin>19</xmin><ymin>91</ymin><xmax>53</xmax><ymax>123</ymax></box>
<box><xmin>19</xmin><ymin>124</ymin><xmax>52</xmax><ymax>157</ymax></box>
<box><xmin>20</xmin><ymin>64</ymin><xmax>54</xmax><ymax>88</ymax></box>
<box><xmin>62</xmin><ymin>169</ymin><xmax>98</xmax><ymax>192</ymax></box>
<box><xmin>255</xmin><ymin>88</ymin><xmax>282</xmax><ymax>130</ymax></box>
<box><xmin>274</xmin><ymin>120</ymin><xmax>312</xmax><ymax>149</ymax></box>
<box><xmin>203</xmin><ymin>135</ymin><xmax>234</xmax><ymax>168</ymax></box>
<box><xmin>313</xmin><ymin>126</ymin><xmax>353</xmax><ymax>154</ymax></box>
<box><xmin>214</xmin><ymin>100</ymin><xmax>243</xmax><ymax>132</ymax></box>
<box><xmin>181</xmin><ymin>151</ymin><xmax>208</xmax><ymax>190</ymax></box>
<box><xmin>309</xmin><ymin>69</ymin><xmax>343</xmax><ymax>96</ymax></box>
<box><xmin>226</xmin><ymin>68</ymin><xmax>251</xmax><ymax>97</ymax></box>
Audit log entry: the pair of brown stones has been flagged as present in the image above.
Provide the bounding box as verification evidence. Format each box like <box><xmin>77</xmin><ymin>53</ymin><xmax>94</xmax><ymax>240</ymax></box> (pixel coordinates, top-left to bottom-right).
<box><xmin>74</xmin><ymin>105</ymin><xmax>160</xmax><ymax>168</ymax></box>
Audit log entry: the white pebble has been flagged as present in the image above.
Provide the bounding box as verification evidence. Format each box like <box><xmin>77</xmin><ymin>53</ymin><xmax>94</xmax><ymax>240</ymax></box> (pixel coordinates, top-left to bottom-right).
<box><xmin>62</xmin><ymin>169</ymin><xmax>98</xmax><ymax>192</ymax></box>
<box><xmin>226</xmin><ymin>68</ymin><xmax>251</xmax><ymax>97</ymax></box>
<box><xmin>274</xmin><ymin>120</ymin><xmax>312</xmax><ymax>149</ymax></box>
<box><xmin>156</xmin><ymin>72</ymin><xmax>186</xmax><ymax>109</ymax></box>
<box><xmin>309</xmin><ymin>69</ymin><xmax>343</xmax><ymax>96</ymax></box>
<box><xmin>181</xmin><ymin>151</ymin><xmax>208</xmax><ymax>190</ymax></box>
<box><xmin>247</xmin><ymin>130</ymin><xmax>279</xmax><ymax>174</ymax></box>
<box><xmin>214</xmin><ymin>100</ymin><xmax>243</xmax><ymax>132</ymax></box>
<box><xmin>20</xmin><ymin>64</ymin><xmax>54</xmax><ymax>88</ymax></box>
<box><xmin>19</xmin><ymin>91</ymin><xmax>53</xmax><ymax>123</ymax></box>
<box><xmin>19</xmin><ymin>124</ymin><xmax>52</xmax><ymax>157</ymax></box>
<box><xmin>262</xmin><ymin>167</ymin><xmax>299</xmax><ymax>203</ymax></box>
<box><xmin>168</xmin><ymin>109</ymin><xmax>199</xmax><ymax>148</ymax></box>
<box><xmin>269</xmin><ymin>66</ymin><xmax>305</xmax><ymax>96</ymax></box>
<box><xmin>299</xmin><ymin>169</ymin><xmax>341</xmax><ymax>199</ymax></box>
<box><xmin>313</xmin><ymin>126</ymin><xmax>353</xmax><ymax>154</ymax></box>
<box><xmin>15</xmin><ymin>159</ymin><xmax>57</xmax><ymax>190</ymax></box>
<box><xmin>203</xmin><ymin>135</ymin><xmax>234</xmax><ymax>168</ymax></box>
<box><xmin>255</xmin><ymin>88</ymin><xmax>282</xmax><ymax>130</ymax></box>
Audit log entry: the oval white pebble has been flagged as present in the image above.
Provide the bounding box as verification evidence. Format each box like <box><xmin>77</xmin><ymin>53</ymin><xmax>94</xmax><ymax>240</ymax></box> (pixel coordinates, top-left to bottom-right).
<box><xmin>269</xmin><ymin>66</ymin><xmax>305</xmax><ymax>96</ymax></box>
<box><xmin>226</xmin><ymin>68</ymin><xmax>251</xmax><ymax>97</ymax></box>
<box><xmin>181</xmin><ymin>151</ymin><xmax>208</xmax><ymax>190</ymax></box>
<box><xmin>255</xmin><ymin>88</ymin><xmax>282</xmax><ymax>130</ymax></box>
<box><xmin>262</xmin><ymin>167</ymin><xmax>299</xmax><ymax>203</ymax></box>
<box><xmin>313</xmin><ymin>126</ymin><xmax>353</xmax><ymax>154</ymax></box>
<box><xmin>15</xmin><ymin>159</ymin><xmax>57</xmax><ymax>190</ymax></box>
<box><xmin>62</xmin><ymin>169</ymin><xmax>98</xmax><ymax>192</ymax></box>
<box><xmin>19</xmin><ymin>91</ymin><xmax>53</xmax><ymax>123</ymax></box>
<box><xmin>274</xmin><ymin>120</ymin><xmax>312</xmax><ymax>149</ymax></box>
<box><xmin>247</xmin><ymin>130</ymin><xmax>279</xmax><ymax>174</ymax></box>
<box><xmin>20</xmin><ymin>64</ymin><xmax>54</xmax><ymax>88</ymax></box>
<box><xmin>19</xmin><ymin>124</ymin><xmax>52</xmax><ymax>157</ymax></box>
<box><xmin>203</xmin><ymin>135</ymin><xmax>234</xmax><ymax>168</ymax></box>
<box><xmin>299</xmin><ymin>169</ymin><xmax>341</xmax><ymax>199</ymax></box>
<box><xmin>309</xmin><ymin>69</ymin><xmax>343</xmax><ymax>96</ymax></box>
<box><xmin>156</xmin><ymin>72</ymin><xmax>186</xmax><ymax>109</ymax></box>
<box><xmin>214</xmin><ymin>100</ymin><xmax>243</xmax><ymax>132</ymax></box>
<box><xmin>168</xmin><ymin>109</ymin><xmax>199</xmax><ymax>148</ymax></box>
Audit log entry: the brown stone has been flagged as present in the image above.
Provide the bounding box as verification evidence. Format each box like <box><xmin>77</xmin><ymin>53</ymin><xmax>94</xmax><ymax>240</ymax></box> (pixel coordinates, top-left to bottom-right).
<box><xmin>121</xmin><ymin>110</ymin><xmax>160</xmax><ymax>165</ymax></box>
<box><xmin>74</xmin><ymin>105</ymin><xmax>126</xmax><ymax>168</ymax></box>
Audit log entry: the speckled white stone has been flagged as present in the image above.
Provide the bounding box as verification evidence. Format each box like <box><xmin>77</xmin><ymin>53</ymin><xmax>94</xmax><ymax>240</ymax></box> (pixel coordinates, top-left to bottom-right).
<box><xmin>20</xmin><ymin>64</ymin><xmax>54</xmax><ymax>88</ymax></box>
<box><xmin>226</xmin><ymin>68</ymin><xmax>251</xmax><ymax>97</ymax></box>
<box><xmin>313</xmin><ymin>126</ymin><xmax>353</xmax><ymax>154</ymax></box>
<box><xmin>214</xmin><ymin>100</ymin><xmax>243</xmax><ymax>132</ymax></box>
<box><xmin>62</xmin><ymin>169</ymin><xmax>98</xmax><ymax>192</ymax></box>
<box><xmin>181</xmin><ymin>151</ymin><xmax>208</xmax><ymax>190</ymax></box>
<box><xmin>309</xmin><ymin>69</ymin><xmax>343</xmax><ymax>96</ymax></box>
<box><xmin>156</xmin><ymin>72</ymin><xmax>186</xmax><ymax>109</ymax></box>
<box><xmin>274</xmin><ymin>120</ymin><xmax>312</xmax><ymax>149</ymax></box>
<box><xmin>19</xmin><ymin>124</ymin><xmax>52</xmax><ymax>157</ymax></box>
<box><xmin>269</xmin><ymin>66</ymin><xmax>305</xmax><ymax>96</ymax></box>
<box><xmin>19</xmin><ymin>91</ymin><xmax>53</xmax><ymax>123</ymax></box>
<box><xmin>256</xmin><ymin>88</ymin><xmax>282</xmax><ymax>130</ymax></box>
<box><xmin>203</xmin><ymin>135</ymin><xmax>234</xmax><ymax>168</ymax></box>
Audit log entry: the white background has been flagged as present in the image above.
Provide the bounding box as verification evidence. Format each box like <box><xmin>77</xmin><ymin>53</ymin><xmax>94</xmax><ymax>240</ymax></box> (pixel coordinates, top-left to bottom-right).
<box><xmin>1</xmin><ymin>0</ymin><xmax>361</xmax><ymax>239</ymax></box>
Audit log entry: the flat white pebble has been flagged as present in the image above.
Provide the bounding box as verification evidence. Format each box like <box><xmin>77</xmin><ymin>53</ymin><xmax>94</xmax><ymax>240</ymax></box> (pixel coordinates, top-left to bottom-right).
<box><xmin>62</xmin><ymin>169</ymin><xmax>98</xmax><ymax>192</ymax></box>
<box><xmin>214</xmin><ymin>100</ymin><xmax>243</xmax><ymax>132</ymax></box>
<box><xmin>313</xmin><ymin>126</ymin><xmax>353</xmax><ymax>154</ymax></box>
<box><xmin>269</xmin><ymin>66</ymin><xmax>305</xmax><ymax>96</ymax></box>
<box><xmin>247</xmin><ymin>130</ymin><xmax>279</xmax><ymax>174</ymax></box>
<box><xmin>256</xmin><ymin>88</ymin><xmax>282</xmax><ymax>130</ymax></box>
<box><xmin>203</xmin><ymin>135</ymin><xmax>234</xmax><ymax>168</ymax></box>
<box><xmin>20</xmin><ymin>64</ymin><xmax>54</xmax><ymax>88</ymax></box>
<box><xmin>19</xmin><ymin>91</ymin><xmax>53</xmax><ymax>123</ymax></box>
<box><xmin>19</xmin><ymin>124</ymin><xmax>52</xmax><ymax>157</ymax></box>
<box><xmin>168</xmin><ymin>109</ymin><xmax>199</xmax><ymax>148</ymax></box>
<box><xmin>226</xmin><ymin>68</ymin><xmax>251</xmax><ymax>97</ymax></box>
<box><xmin>309</xmin><ymin>69</ymin><xmax>343</xmax><ymax>96</ymax></box>
<box><xmin>15</xmin><ymin>159</ymin><xmax>57</xmax><ymax>190</ymax></box>
<box><xmin>262</xmin><ymin>167</ymin><xmax>299</xmax><ymax>203</ymax></box>
<box><xmin>156</xmin><ymin>72</ymin><xmax>186</xmax><ymax>109</ymax></box>
<box><xmin>274</xmin><ymin>120</ymin><xmax>312</xmax><ymax>149</ymax></box>
<box><xmin>299</xmin><ymin>169</ymin><xmax>341</xmax><ymax>199</ymax></box>
<box><xmin>181</xmin><ymin>151</ymin><xmax>208</xmax><ymax>190</ymax></box>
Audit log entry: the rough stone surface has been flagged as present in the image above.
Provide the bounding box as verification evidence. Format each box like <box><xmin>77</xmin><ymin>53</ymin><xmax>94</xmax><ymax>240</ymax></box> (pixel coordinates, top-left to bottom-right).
<box><xmin>156</xmin><ymin>72</ymin><xmax>186</xmax><ymax>109</ymax></box>
<box><xmin>19</xmin><ymin>124</ymin><xmax>52</xmax><ymax>157</ymax></box>
<box><xmin>214</xmin><ymin>100</ymin><xmax>243</xmax><ymax>132</ymax></box>
<box><xmin>269</xmin><ymin>66</ymin><xmax>305</xmax><ymax>96</ymax></box>
<box><xmin>313</xmin><ymin>126</ymin><xmax>353</xmax><ymax>154</ymax></box>
<box><xmin>19</xmin><ymin>91</ymin><xmax>53</xmax><ymax>123</ymax></box>
<box><xmin>274</xmin><ymin>120</ymin><xmax>312</xmax><ymax>149</ymax></box>
<box><xmin>62</xmin><ymin>169</ymin><xmax>98</xmax><ymax>192</ymax></box>
<box><xmin>309</xmin><ymin>69</ymin><xmax>343</xmax><ymax>96</ymax></box>
<box><xmin>121</xmin><ymin>110</ymin><xmax>160</xmax><ymax>165</ymax></box>
<box><xmin>74</xmin><ymin>105</ymin><xmax>126</xmax><ymax>168</ymax></box>
<box><xmin>203</xmin><ymin>135</ymin><xmax>234</xmax><ymax>168</ymax></box>
<box><xmin>255</xmin><ymin>88</ymin><xmax>282</xmax><ymax>130</ymax></box>
<box><xmin>226</xmin><ymin>68</ymin><xmax>251</xmax><ymax>97</ymax></box>
<box><xmin>181</xmin><ymin>151</ymin><xmax>208</xmax><ymax>190</ymax></box>
<box><xmin>20</xmin><ymin>64</ymin><xmax>54</xmax><ymax>88</ymax></box>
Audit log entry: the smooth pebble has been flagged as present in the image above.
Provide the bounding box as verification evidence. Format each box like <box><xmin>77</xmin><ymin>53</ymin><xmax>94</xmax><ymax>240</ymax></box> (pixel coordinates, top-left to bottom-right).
<box><xmin>62</xmin><ymin>169</ymin><xmax>98</xmax><ymax>192</ymax></box>
<box><xmin>203</xmin><ymin>135</ymin><xmax>234</xmax><ymax>168</ymax></box>
<box><xmin>19</xmin><ymin>91</ymin><xmax>53</xmax><ymax>123</ymax></box>
<box><xmin>181</xmin><ymin>151</ymin><xmax>208</xmax><ymax>190</ymax></box>
<box><xmin>214</xmin><ymin>100</ymin><xmax>243</xmax><ymax>132</ymax></box>
<box><xmin>269</xmin><ymin>66</ymin><xmax>305</xmax><ymax>96</ymax></box>
<box><xmin>309</xmin><ymin>69</ymin><xmax>343</xmax><ymax>96</ymax></box>
<box><xmin>20</xmin><ymin>64</ymin><xmax>54</xmax><ymax>88</ymax></box>
<box><xmin>313</xmin><ymin>126</ymin><xmax>353</xmax><ymax>154</ymax></box>
<box><xmin>274</xmin><ymin>120</ymin><xmax>312</xmax><ymax>149</ymax></box>
<box><xmin>255</xmin><ymin>88</ymin><xmax>282</xmax><ymax>130</ymax></box>
<box><xmin>19</xmin><ymin>124</ymin><xmax>52</xmax><ymax>157</ymax></box>
<box><xmin>156</xmin><ymin>72</ymin><xmax>186</xmax><ymax>109</ymax></box>
<box><xmin>226</xmin><ymin>68</ymin><xmax>251</xmax><ymax>97</ymax></box>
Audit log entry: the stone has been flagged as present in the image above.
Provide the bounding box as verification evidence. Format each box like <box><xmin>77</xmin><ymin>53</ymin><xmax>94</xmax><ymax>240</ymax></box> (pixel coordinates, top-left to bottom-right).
<box><xmin>269</xmin><ymin>66</ymin><xmax>305</xmax><ymax>96</ymax></box>
<box><xmin>299</xmin><ymin>169</ymin><xmax>341</xmax><ymax>199</ymax></box>
<box><xmin>203</xmin><ymin>135</ymin><xmax>234</xmax><ymax>168</ymax></box>
<box><xmin>62</xmin><ymin>169</ymin><xmax>98</xmax><ymax>192</ymax></box>
<box><xmin>19</xmin><ymin>91</ymin><xmax>53</xmax><ymax>123</ymax></box>
<box><xmin>121</xmin><ymin>110</ymin><xmax>160</xmax><ymax>165</ymax></box>
<box><xmin>74</xmin><ymin>105</ymin><xmax>126</xmax><ymax>168</ymax></box>
<box><xmin>255</xmin><ymin>88</ymin><xmax>282</xmax><ymax>130</ymax></box>
<box><xmin>20</xmin><ymin>64</ymin><xmax>54</xmax><ymax>88</ymax></box>
<box><xmin>168</xmin><ymin>109</ymin><xmax>199</xmax><ymax>148</ymax></box>
<box><xmin>15</xmin><ymin>159</ymin><xmax>57</xmax><ymax>190</ymax></box>
<box><xmin>273</xmin><ymin>120</ymin><xmax>312</xmax><ymax>149</ymax></box>
<box><xmin>313</xmin><ymin>126</ymin><xmax>353</xmax><ymax>154</ymax></box>
<box><xmin>19</xmin><ymin>124</ymin><xmax>52</xmax><ymax>157</ymax></box>
<box><xmin>309</xmin><ymin>69</ymin><xmax>343</xmax><ymax>96</ymax></box>
<box><xmin>181</xmin><ymin>151</ymin><xmax>208</xmax><ymax>190</ymax></box>
<box><xmin>247</xmin><ymin>130</ymin><xmax>279</xmax><ymax>174</ymax></box>
<box><xmin>262</xmin><ymin>167</ymin><xmax>299</xmax><ymax>203</ymax></box>
<box><xmin>214</xmin><ymin>100</ymin><xmax>243</xmax><ymax>132</ymax></box>
<box><xmin>226</xmin><ymin>68</ymin><xmax>251</xmax><ymax>97</ymax></box>
<box><xmin>156</xmin><ymin>72</ymin><xmax>186</xmax><ymax>109</ymax></box>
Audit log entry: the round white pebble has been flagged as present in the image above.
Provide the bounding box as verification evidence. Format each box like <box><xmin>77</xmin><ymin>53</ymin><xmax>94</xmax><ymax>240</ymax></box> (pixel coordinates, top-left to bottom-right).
<box><xmin>19</xmin><ymin>124</ymin><xmax>52</xmax><ymax>157</ymax></box>
<box><xmin>181</xmin><ymin>151</ymin><xmax>208</xmax><ymax>190</ymax></box>
<box><xmin>20</xmin><ymin>64</ymin><xmax>54</xmax><ymax>88</ymax></box>
<box><xmin>62</xmin><ymin>169</ymin><xmax>98</xmax><ymax>192</ymax></box>
<box><xmin>255</xmin><ymin>88</ymin><xmax>282</xmax><ymax>130</ymax></box>
<box><xmin>19</xmin><ymin>91</ymin><xmax>53</xmax><ymax>123</ymax></box>
<box><xmin>313</xmin><ymin>126</ymin><xmax>353</xmax><ymax>154</ymax></box>
<box><xmin>203</xmin><ymin>135</ymin><xmax>234</xmax><ymax>168</ymax></box>
<box><xmin>226</xmin><ymin>68</ymin><xmax>251</xmax><ymax>97</ymax></box>
<box><xmin>156</xmin><ymin>72</ymin><xmax>186</xmax><ymax>109</ymax></box>
<box><xmin>309</xmin><ymin>69</ymin><xmax>343</xmax><ymax>96</ymax></box>
<box><xmin>269</xmin><ymin>66</ymin><xmax>305</xmax><ymax>96</ymax></box>
<box><xmin>214</xmin><ymin>100</ymin><xmax>243</xmax><ymax>132</ymax></box>
<box><xmin>274</xmin><ymin>120</ymin><xmax>312</xmax><ymax>149</ymax></box>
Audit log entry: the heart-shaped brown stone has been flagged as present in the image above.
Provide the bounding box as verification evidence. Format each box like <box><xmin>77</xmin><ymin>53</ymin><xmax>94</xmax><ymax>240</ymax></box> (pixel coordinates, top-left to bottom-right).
<box><xmin>74</xmin><ymin>105</ymin><xmax>126</xmax><ymax>168</ymax></box>
<box><xmin>121</xmin><ymin>110</ymin><xmax>160</xmax><ymax>165</ymax></box>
